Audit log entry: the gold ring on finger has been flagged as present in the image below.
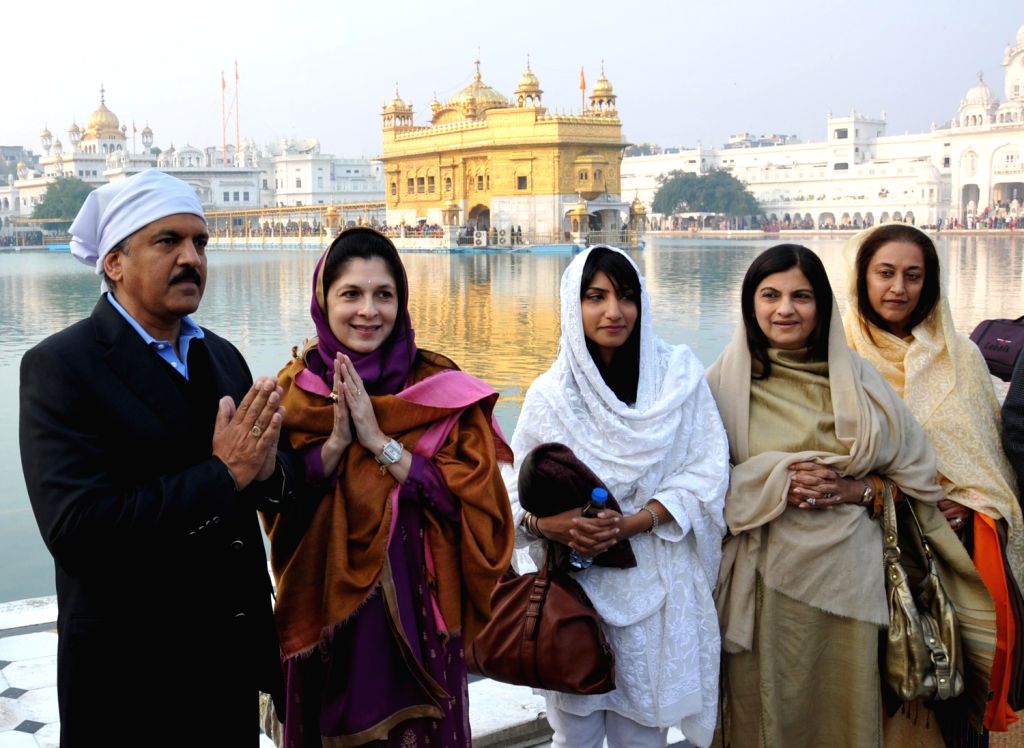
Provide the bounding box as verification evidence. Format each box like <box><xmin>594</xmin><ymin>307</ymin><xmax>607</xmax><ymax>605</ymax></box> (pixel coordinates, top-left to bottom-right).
<box><xmin>250</xmin><ymin>424</ymin><xmax>262</xmax><ymax>438</ymax></box>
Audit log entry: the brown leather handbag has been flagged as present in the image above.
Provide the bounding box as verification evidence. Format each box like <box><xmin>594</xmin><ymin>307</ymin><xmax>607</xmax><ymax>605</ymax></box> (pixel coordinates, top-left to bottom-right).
<box><xmin>467</xmin><ymin>543</ymin><xmax>616</xmax><ymax>694</ymax></box>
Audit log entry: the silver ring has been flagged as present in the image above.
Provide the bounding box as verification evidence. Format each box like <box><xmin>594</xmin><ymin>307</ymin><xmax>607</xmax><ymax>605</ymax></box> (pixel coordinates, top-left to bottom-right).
<box><xmin>954</xmin><ymin>517</ymin><xmax>963</xmax><ymax>528</ymax></box>
<box><xmin>807</xmin><ymin>497</ymin><xmax>817</xmax><ymax>506</ymax></box>
<box><xmin>822</xmin><ymin>492</ymin><xmax>833</xmax><ymax>500</ymax></box>
<box><xmin>329</xmin><ymin>391</ymin><xmax>339</xmax><ymax>403</ymax></box>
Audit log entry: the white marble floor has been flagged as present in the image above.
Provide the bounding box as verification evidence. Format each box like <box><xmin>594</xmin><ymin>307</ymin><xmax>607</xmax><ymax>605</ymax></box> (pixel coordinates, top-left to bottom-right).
<box><xmin>0</xmin><ymin>629</ymin><xmax>60</xmax><ymax>748</ymax></box>
<box><xmin>0</xmin><ymin>597</ymin><xmax>552</xmax><ymax>747</ymax></box>
<box><xmin>0</xmin><ymin>596</ymin><xmax>687</xmax><ymax>747</ymax></box>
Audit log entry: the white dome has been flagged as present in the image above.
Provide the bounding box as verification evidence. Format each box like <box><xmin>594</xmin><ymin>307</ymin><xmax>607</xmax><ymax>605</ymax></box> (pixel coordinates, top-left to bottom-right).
<box><xmin>965</xmin><ymin>75</ymin><xmax>996</xmax><ymax>106</ymax></box>
<box><xmin>1017</xmin><ymin>23</ymin><xmax>1024</xmax><ymax>48</ymax></box>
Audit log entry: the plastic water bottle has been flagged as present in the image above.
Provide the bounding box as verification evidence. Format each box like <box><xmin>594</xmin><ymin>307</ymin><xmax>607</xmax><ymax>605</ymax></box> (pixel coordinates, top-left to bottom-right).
<box><xmin>569</xmin><ymin>487</ymin><xmax>610</xmax><ymax>570</ymax></box>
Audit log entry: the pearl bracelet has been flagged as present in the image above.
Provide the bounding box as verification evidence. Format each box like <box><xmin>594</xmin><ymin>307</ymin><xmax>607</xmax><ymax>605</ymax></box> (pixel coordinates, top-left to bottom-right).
<box><xmin>642</xmin><ymin>503</ymin><xmax>659</xmax><ymax>535</ymax></box>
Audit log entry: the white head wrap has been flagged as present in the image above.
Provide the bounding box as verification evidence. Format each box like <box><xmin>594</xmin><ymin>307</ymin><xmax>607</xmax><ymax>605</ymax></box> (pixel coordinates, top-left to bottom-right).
<box><xmin>504</xmin><ymin>245</ymin><xmax>730</xmax><ymax>741</ymax></box>
<box><xmin>70</xmin><ymin>168</ymin><xmax>205</xmax><ymax>292</ymax></box>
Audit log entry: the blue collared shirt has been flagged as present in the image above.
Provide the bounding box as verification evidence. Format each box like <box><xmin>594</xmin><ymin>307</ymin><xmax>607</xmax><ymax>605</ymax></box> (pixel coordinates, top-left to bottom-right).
<box><xmin>106</xmin><ymin>293</ymin><xmax>205</xmax><ymax>380</ymax></box>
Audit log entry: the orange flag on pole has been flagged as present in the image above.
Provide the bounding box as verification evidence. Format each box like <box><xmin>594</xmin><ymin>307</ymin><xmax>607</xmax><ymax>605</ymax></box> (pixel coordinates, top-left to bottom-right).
<box><xmin>579</xmin><ymin>66</ymin><xmax>586</xmax><ymax>90</ymax></box>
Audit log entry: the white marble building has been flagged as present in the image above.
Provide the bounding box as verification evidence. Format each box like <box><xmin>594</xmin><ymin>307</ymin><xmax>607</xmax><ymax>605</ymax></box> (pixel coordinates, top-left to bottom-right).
<box><xmin>623</xmin><ymin>22</ymin><xmax>1024</xmax><ymax>229</ymax></box>
<box><xmin>0</xmin><ymin>90</ymin><xmax>383</xmax><ymax>238</ymax></box>
<box><xmin>268</xmin><ymin>138</ymin><xmax>384</xmax><ymax>207</ymax></box>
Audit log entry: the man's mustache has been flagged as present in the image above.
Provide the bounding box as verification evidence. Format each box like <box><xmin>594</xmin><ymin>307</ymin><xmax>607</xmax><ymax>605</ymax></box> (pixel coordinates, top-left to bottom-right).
<box><xmin>170</xmin><ymin>268</ymin><xmax>202</xmax><ymax>286</ymax></box>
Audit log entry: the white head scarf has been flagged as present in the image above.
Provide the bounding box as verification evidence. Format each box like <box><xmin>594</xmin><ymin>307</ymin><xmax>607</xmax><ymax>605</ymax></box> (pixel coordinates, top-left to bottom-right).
<box><xmin>70</xmin><ymin>169</ymin><xmax>205</xmax><ymax>292</ymax></box>
<box><xmin>504</xmin><ymin>245</ymin><xmax>730</xmax><ymax>740</ymax></box>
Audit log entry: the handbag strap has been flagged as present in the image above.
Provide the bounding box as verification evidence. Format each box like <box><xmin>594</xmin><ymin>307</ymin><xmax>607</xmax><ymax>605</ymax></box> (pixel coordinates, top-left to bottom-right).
<box><xmin>882</xmin><ymin>481</ymin><xmax>901</xmax><ymax>564</ymax></box>
<box><xmin>881</xmin><ymin>483</ymin><xmax>937</xmax><ymax>563</ymax></box>
<box><xmin>524</xmin><ymin>543</ymin><xmax>553</xmax><ymax>641</ymax></box>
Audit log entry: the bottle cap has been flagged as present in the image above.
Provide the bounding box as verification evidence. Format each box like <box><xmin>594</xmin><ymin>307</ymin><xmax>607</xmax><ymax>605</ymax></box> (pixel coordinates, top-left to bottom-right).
<box><xmin>591</xmin><ymin>487</ymin><xmax>609</xmax><ymax>503</ymax></box>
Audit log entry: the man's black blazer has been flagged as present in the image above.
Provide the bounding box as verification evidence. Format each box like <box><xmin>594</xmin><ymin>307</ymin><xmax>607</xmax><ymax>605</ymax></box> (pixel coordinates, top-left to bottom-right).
<box><xmin>19</xmin><ymin>296</ymin><xmax>286</xmax><ymax>744</ymax></box>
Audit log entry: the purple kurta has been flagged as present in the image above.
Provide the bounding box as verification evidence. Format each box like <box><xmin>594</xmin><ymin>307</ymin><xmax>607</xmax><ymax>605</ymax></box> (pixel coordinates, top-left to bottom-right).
<box><xmin>283</xmin><ymin>454</ymin><xmax>470</xmax><ymax>747</ymax></box>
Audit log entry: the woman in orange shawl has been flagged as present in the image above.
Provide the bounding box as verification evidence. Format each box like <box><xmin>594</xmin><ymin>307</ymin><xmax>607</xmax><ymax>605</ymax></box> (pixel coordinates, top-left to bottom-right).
<box><xmin>844</xmin><ymin>223</ymin><xmax>1023</xmax><ymax>746</ymax></box>
<box><xmin>263</xmin><ymin>227</ymin><xmax>514</xmax><ymax>746</ymax></box>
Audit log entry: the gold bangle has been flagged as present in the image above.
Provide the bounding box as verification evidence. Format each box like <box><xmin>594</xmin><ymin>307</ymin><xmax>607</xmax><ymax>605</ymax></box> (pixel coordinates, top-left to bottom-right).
<box><xmin>534</xmin><ymin>514</ymin><xmax>547</xmax><ymax>539</ymax></box>
<box><xmin>860</xmin><ymin>479</ymin><xmax>873</xmax><ymax>505</ymax></box>
<box><xmin>522</xmin><ymin>511</ymin><xmax>545</xmax><ymax>539</ymax></box>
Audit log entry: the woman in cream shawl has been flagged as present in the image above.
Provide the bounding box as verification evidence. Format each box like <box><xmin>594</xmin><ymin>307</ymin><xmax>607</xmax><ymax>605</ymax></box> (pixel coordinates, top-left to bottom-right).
<box><xmin>844</xmin><ymin>223</ymin><xmax>1023</xmax><ymax>738</ymax></box>
<box><xmin>504</xmin><ymin>246</ymin><xmax>729</xmax><ymax>748</ymax></box>
<box><xmin>706</xmin><ymin>244</ymin><xmax>950</xmax><ymax>748</ymax></box>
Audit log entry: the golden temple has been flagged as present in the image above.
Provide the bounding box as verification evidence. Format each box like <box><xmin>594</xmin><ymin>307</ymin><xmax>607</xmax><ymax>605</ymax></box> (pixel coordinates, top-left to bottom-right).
<box><xmin>381</xmin><ymin>59</ymin><xmax>639</xmax><ymax>244</ymax></box>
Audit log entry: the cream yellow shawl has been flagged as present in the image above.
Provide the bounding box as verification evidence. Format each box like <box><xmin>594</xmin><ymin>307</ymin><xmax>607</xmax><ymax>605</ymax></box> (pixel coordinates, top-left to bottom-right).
<box><xmin>707</xmin><ymin>301</ymin><xmax>944</xmax><ymax>653</ymax></box>
<box><xmin>842</xmin><ymin>225</ymin><xmax>1024</xmax><ymax>592</ymax></box>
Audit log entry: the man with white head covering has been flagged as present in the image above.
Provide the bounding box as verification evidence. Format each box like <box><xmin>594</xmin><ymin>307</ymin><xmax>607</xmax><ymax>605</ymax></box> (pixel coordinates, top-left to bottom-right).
<box><xmin>19</xmin><ymin>169</ymin><xmax>293</xmax><ymax>744</ymax></box>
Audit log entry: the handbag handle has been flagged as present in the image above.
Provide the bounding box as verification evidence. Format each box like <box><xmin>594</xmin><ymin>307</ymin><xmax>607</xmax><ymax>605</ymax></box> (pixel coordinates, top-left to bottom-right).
<box><xmin>881</xmin><ymin>482</ymin><xmax>936</xmax><ymax>563</ymax></box>
<box><xmin>523</xmin><ymin>543</ymin><xmax>553</xmax><ymax>641</ymax></box>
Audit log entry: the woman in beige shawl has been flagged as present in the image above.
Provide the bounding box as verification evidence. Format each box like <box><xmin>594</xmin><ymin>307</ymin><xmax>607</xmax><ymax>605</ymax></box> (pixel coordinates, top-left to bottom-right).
<box><xmin>845</xmin><ymin>223</ymin><xmax>1023</xmax><ymax>741</ymax></box>
<box><xmin>707</xmin><ymin>244</ymin><xmax>974</xmax><ymax>748</ymax></box>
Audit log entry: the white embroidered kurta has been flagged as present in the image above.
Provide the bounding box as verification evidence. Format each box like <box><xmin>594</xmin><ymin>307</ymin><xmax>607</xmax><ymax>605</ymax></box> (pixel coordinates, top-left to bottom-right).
<box><xmin>502</xmin><ymin>246</ymin><xmax>730</xmax><ymax>748</ymax></box>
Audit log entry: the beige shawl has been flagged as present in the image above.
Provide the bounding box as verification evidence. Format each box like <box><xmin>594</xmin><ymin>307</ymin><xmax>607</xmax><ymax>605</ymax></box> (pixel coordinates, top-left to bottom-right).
<box><xmin>842</xmin><ymin>225</ymin><xmax>1024</xmax><ymax>591</ymax></box>
<box><xmin>706</xmin><ymin>301</ymin><xmax>944</xmax><ymax>653</ymax></box>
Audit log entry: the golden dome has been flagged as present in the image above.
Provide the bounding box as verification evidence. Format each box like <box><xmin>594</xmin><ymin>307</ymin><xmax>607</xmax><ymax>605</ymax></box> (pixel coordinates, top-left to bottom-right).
<box><xmin>453</xmin><ymin>60</ymin><xmax>508</xmax><ymax>110</ymax></box>
<box><xmin>141</xmin><ymin>124</ymin><xmax>153</xmax><ymax>135</ymax></box>
<box><xmin>516</xmin><ymin>62</ymin><xmax>541</xmax><ymax>94</ymax></box>
<box><xmin>385</xmin><ymin>83</ymin><xmax>408</xmax><ymax>111</ymax></box>
<box><xmin>87</xmin><ymin>102</ymin><xmax>119</xmax><ymax>132</ymax></box>
<box><xmin>593</xmin><ymin>71</ymin><xmax>614</xmax><ymax>97</ymax></box>
<box><xmin>68</xmin><ymin>121</ymin><xmax>81</xmax><ymax>134</ymax></box>
<box><xmin>85</xmin><ymin>86</ymin><xmax>122</xmax><ymax>137</ymax></box>
<box><xmin>630</xmin><ymin>194</ymin><xmax>646</xmax><ymax>213</ymax></box>
<box><xmin>40</xmin><ymin>126</ymin><xmax>52</xmax><ymax>138</ymax></box>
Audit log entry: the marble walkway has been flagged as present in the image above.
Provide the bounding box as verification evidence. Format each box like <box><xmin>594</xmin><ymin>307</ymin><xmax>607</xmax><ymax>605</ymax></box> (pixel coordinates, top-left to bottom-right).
<box><xmin>0</xmin><ymin>595</ymin><xmax>688</xmax><ymax>747</ymax></box>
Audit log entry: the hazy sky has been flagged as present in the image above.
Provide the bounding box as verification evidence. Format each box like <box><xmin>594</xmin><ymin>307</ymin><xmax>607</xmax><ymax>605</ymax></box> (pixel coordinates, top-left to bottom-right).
<box><xmin>5</xmin><ymin>0</ymin><xmax>1023</xmax><ymax>159</ymax></box>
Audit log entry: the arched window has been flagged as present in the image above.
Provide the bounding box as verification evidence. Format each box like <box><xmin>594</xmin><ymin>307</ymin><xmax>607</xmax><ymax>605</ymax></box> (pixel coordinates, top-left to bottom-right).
<box><xmin>444</xmin><ymin>176</ymin><xmax>452</xmax><ymax>193</ymax></box>
<box><xmin>390</xmin><ymin>181</ymin><xmax>397</xmax><ymax>196</ymax></box>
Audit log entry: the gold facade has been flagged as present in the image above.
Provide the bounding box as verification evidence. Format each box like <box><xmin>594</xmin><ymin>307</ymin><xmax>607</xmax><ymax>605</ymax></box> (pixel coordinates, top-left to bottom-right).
<box><xmin>381</xmin><ymin>61</ymin><xmax>627</xmax><ymax>238</ymax></box>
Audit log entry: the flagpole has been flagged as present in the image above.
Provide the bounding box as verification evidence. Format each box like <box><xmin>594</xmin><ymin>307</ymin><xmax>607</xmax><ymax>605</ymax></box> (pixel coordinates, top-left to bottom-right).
<box><xmin>235</xmin><ymin>60</ymin><xmax>241</xmax><ymax>161</ymax></box>
<box><xmin>580</xmin><ymin>66</ymin><xmax>586</xmax><ymax>113</ymax></box>
<box><xmin>221</xmin><ymin>69</ymin><xmax>228</xmax><ymax>167</ymax></box>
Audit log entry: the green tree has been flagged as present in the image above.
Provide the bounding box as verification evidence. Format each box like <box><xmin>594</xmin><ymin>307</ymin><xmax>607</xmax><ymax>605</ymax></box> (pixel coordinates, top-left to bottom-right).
<box><xmin>651</xmin><ymin>169</ymin><xmax>760</xmax><ymax>216</ymax></box>
<box><xmin>32</xmin><ymin>177</ymin><xmax>95</xmax><ymax>230</ymax></box>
